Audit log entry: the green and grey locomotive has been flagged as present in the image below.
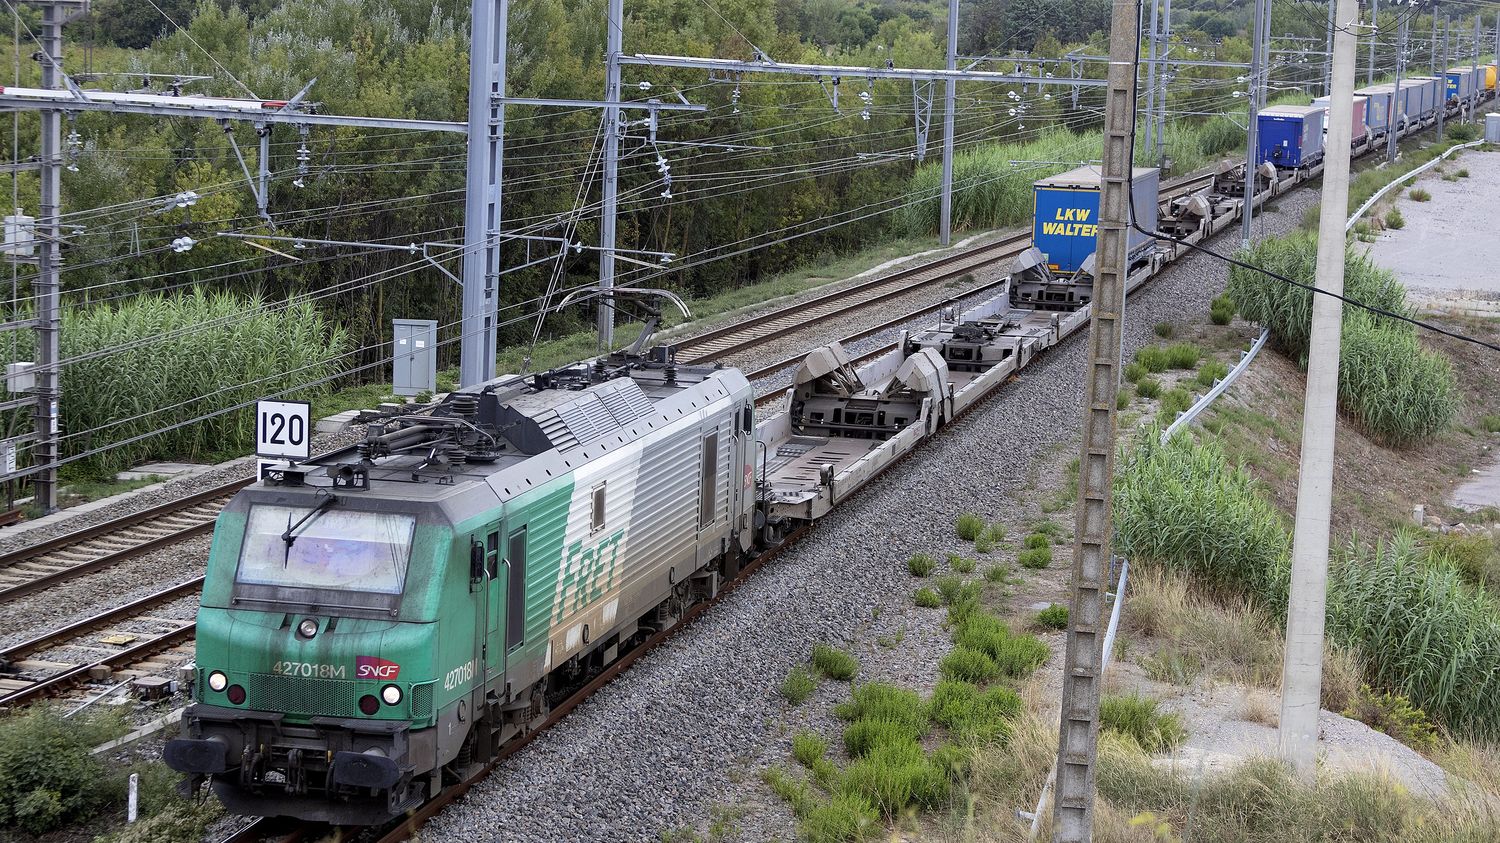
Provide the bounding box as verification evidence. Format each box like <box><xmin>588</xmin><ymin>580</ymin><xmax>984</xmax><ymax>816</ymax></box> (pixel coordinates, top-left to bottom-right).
<box><xmin>165</xmin><ymin>354</ymin><xmax>756</xmax><ymax>823</ymax></box>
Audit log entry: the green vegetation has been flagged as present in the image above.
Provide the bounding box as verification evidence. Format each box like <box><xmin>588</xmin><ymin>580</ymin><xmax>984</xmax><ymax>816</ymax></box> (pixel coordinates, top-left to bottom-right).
<box><xmin>928</xmin><ymin>679</ymin><xmax>1021</xmax><ymax>744</ymax></box>
<box><xmin>1018</xmin><ymin>547</ymin><xmax>1053</xmax><ymax>569</ymax></box>
<box><xmin>1210</xmin><ymin>293</ymin><xmax>1236</xmax><ymax>325</ymax></box>
<box><xmin>913</xmin><ymin>587</ymin><xmax>941</xmax><ymax>608</ymax></box>
<box><xmin>939</xmin><ymin>647</ymin><xmax>1002</xmax><ymax>683</ymax></box>
<box><xmin>0</xmin><ymin>708</ymin><xmax>123</xmax><ymax>834</ymax></box>
<box><xmin>984</xmin><ymin>565</ymin><xmax>1009</xmax><ymax>584</ymax></box>
<box><xmin>1384</xmin><ymin>206</ymin><xmax>1406</xmax><ymax>229</ymax></box>
<box><xmin>955</xmin><ymin>512</ymin><xmax>986</xmax><ymax>541</ymax></box>
<box><xmin>1116</xmin><ymin>389</ymin><xmax>1131</xmax><ymax>410</ymax></box>
<box><xmin>1157</xmin><ymin>386</ymin><xmax>1193</xmax><ymax>426</ymax></box>
<box><xmin>953</xmin><ymin>611</ymin><xmax>1050</xmax><ymax>677</ymax></box>
<box><xmin>933</xmin><ymin>575</ymin><xmax>982</xmax><ymax>607</ymax></box>
<box><xmin>947</xmin><ymin>554</ymin><xmax>976</xmax><ymax>574</ymax></box>
<box><xmin>1099</xmin><ymin>693</ymin><xmax>1188</xmax><ymax>753</ymax></box>
<box><xmin>781</xmin><ymin>665</ymin><xmax>818</xmax><ymax>705</ymax></box>
<box><xmin>1426</xmin><ymin>531</ymin><xmax>1500</xmax><ymax>590</ymax></box>
<box><xmin>1035</xmin><ymin>604</ymin><xmax>1069</xmax><ymax>630</ymax></box>
<box><xmin>1481</xmin><ymin>414</ymin><xmax>1500</xmax><ymax>433</ymax></box>
<box><xmin>1195</xmin><ymin>360</ymin><xmax>1230</xmax><ymax>387</ymax></box>
<box><xmin>1153</xmin><ymin>322</ymin><xmax>1174</xmax><ymax>338</ymax></box>
<box><xmin>1408</xmin><ymin>187</ymin><xmax>1432</xmax><ymax>202</ymax></box>
<box><xmin>812</xmin><ymin>644</ymin><xmax>860</xmax><ymax>681</ymax></box>
<box><xmin>1135</xmin><ymin>376</ymin><xmax>1161</xmax><ymax>399</ymax></box>
<box><xmin>1</xmin><ymin>292</ymin><xmax>346</xmax><ymax>479</ymax></box>
<box><xmin>1342</xmin><ymin>685</ymin><xmax>1438</xmax><ymax>753</ymax></box>
<box><xmin>1227</xmin><ymin>233</ymin><xmax>1456</xmax><ymax>444</ymax></box>
<box><xmin>1163</xmin><ymin>342</ymin><xmax>1202</xmax><ymax>369</ymax></box>
<box><xmin>906</xmin><ymin>552</ymin><xmax>936</xmax><ymax>577</ymax></box>
<box><xmin>1022</xmin><ymin>533</ymin><xmax>1050</xmax><ymax>550</ymax></box>
<box><xmin>1457</xmin><ymin>168</ymin><xmax>1471</xmax><ymax>178</ymax></box>
<box><xmin>1123</xmin><ymin>361</ymin><xmax>1147</xmax><ymax>383</ymax></box>
<box><xmin>1134</xmin><ymin>345</ymin><xmax>1170</xmax><ymax>373</ymax></box>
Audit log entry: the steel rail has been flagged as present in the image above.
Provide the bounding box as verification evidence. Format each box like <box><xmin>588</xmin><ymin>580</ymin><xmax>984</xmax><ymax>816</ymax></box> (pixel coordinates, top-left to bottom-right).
<box><xmin>0</xmin><ymin>577</ymin><xmax>204</xmax><ymax>664</ymax></box>
<box><xmin>0</xmin><ymin>619</ymin><xmax>196</xmax><ymax>708</ymax></box>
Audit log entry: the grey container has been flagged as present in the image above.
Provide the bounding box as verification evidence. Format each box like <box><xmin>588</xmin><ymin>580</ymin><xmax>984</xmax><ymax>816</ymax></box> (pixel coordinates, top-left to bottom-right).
<box><xmin>1486</xmin><ymin>112</ymin><xmax>1500</xmax><ymax>144</ymax></box>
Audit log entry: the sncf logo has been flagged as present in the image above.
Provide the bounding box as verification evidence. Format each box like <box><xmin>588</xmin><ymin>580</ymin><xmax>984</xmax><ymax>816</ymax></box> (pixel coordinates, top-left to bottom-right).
<box><xmin>356</xmin><ymin>655</ymin><xmax>401</xmax><ymax>680</ymax></box>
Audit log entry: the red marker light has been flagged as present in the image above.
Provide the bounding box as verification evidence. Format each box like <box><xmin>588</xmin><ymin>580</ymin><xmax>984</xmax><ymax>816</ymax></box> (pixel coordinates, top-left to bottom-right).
<box><xmin>358</xmin><ymin>694</ymin><xmax>380</xmax><ymax>716</ymax></box>
<box><xmin>226</xmin><ymin>685</ymin><xmax>246</xmax><ymax>705</ymax></box>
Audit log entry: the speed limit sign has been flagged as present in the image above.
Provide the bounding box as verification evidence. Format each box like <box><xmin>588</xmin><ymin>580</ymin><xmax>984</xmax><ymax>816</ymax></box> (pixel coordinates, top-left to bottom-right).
<box><xmin>255</xmin><ymin>400</ymin><xmax>311</xmax><ymax>461</ymax></box>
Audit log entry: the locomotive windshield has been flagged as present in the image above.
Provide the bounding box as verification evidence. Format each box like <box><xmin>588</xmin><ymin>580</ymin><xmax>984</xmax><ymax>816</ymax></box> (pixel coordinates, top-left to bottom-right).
<box><xmin>236</xmin><ymin>504</ymin><xmax>417</xmax><ymax>594</ymax></box>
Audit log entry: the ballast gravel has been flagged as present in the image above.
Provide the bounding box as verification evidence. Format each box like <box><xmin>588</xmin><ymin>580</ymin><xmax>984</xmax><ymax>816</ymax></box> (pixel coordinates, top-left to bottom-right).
<box><xmin>423</xmin><ymin>191</ymin><xmax>1321</xmax><ymax>843</ymax></box>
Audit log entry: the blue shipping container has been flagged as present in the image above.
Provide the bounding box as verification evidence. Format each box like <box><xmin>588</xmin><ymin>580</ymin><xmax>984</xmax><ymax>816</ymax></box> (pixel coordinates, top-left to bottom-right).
<box><xmin>1257</xmin><ymin>106</ymin><xmax>1326</xmax><ymax>168</ymax></box>
<box><xmin>1031</xmin><ymin>166</ymin><xmax>1159</xmax><ymax>274</ymax></box>
<box><xmin>1446</xmin><ymin>67</ymin><xmax>1476</xmax><ymax>102</ymax></box>
<box><xmin>1355</xmin><ymin>85</ymin><xmax>1392</xmax><ymax>132</ymax></box>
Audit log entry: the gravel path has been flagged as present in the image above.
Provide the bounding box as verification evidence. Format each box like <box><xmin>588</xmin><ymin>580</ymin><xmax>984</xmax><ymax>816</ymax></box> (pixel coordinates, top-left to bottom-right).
<box><xmin>422</xmin><ymin>191</ymin><xmax>1322</xmax><ymax>843</ymax></box>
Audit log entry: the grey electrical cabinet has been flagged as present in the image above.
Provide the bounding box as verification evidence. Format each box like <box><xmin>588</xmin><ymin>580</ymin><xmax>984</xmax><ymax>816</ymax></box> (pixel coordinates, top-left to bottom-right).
<box><xmin>392</xmin><ymin>319</ymin><xmax>438</xmax><ymax>396</ymax></box>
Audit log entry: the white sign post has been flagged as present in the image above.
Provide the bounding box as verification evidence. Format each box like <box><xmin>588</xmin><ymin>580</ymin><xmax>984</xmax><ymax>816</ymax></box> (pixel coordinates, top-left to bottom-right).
<box><xmin>254</xmin><ymin>400</ymin><xmax>311</xmax><ymax>462</ymax></box>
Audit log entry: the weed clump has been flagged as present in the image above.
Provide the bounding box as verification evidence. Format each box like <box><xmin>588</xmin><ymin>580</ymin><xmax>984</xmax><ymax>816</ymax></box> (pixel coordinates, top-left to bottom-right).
<box><xmin>1136</xmin><ymin>377</ymin><xmax>1162</xmax><ymax>399</ymax></box>
<box><xmin>929</xmin><ymin>679</ymin><xmax>1021</xmax><ymax>744</ymax></box>
<box><xmin>1195</xmin><ymin>360</ymin><xmax>1229</xmax><ymax>387</ymax></box>
<box><xmin>953</xmin><ymin>612</ymin><xmax>1050</xmax><ymax>677</ymax></box>
<box><xmin>939</xmin><ymin>647</ymin><xmax>1001</xmax><ymax>683</ymax></box>
<box><xmin>1384</xmin><ymin>206</ymin><xmax>1406</xmax><ymax>229</ymax></box>
<box><xmin>812</xmin><ymin>644</ymin><xmax>859</xmax><ymax>681</ymax></box>
<box><xmin>1409</xmin><ymin>187</ymin><xmax>1431</xmax><ymax>201</ymax></box>
<box><xmin>914</xmin><ymin>587</ymin><xmax>941</xmax><ymax>608</ymax></box>
<box><xmin>907</xmin><ymin>552</ymin><xmax>936</xmax><ymax>577</ymax></box>
<box><xmin>1209</xmin><ymin>293</ymin><xmax>1235</xmax><ymax>325</ymax></box>
<box><xmin>1154</xmin><ymin>322</ymin><xmax>1174</xmax><ymax>338</ymax></box>
<box><xmin>0</xmin><ymin>708</ymin><xmax>119</xmax><ymax>834</ymax></box>
<box><xmin>955</xmin><ymin>512</ymin><xmax>985</xmax><ymax>541</ymax></box>
<box><xmin>948</xmin><ymin>554</ymin><xmax>976</xmax><ymax>574</ymax></box>
<box><xmin>933</xmin><ymin>575</ymin><xmax>982</xmax><ymax>607</ymax></box>
<box><xmin>1022</xmin><ymin>533</ymin><xmax>1050</xmax><ymax>550</ymax></box>
<box><xmin>1116</xmin><ymin>389</ymin><xmax>1131</xmax><ymax>409</ymax></box>
<box><xmin>1135</xmin><ymin>346</ymin><xmax>1171</xmax><ymax>373</ymax></box>
<box><xmin>1018</xmin><ymin>547</ymin><xmax>1053</xmax><ymax>569</ymax></box>
<box><xmin>1036</xmin><ymin>604</ymin><xmax>1069</xmax><ymax>630</ymax></box>
<box><xmin>1342</xmin><ymin>685</ymin><xmax>1438</xmax><ymax>752</ymax></box>
<box><xmin>984</xmin><ymin>565</ymin><xmax>1008</xmax><ymax>583</ymax></box>
<box><xmin>1123</xmin><ymin>361</ymin><xmax>1147</xmax><ymax>383</ymax></box>
<box><xmin>781</xmin><ymin>665</ymin><xmax>817</xmax><ymax>705</ymax></box>
<box><xmin>1164</xmin><ymin>343</ymin><xmax>1201</xmax><ymax>369</ymax></box>
<box><xmin>1100</xmin><ymin>693</ymin><xmax>1188</xmax><ymax>753</ymax></box>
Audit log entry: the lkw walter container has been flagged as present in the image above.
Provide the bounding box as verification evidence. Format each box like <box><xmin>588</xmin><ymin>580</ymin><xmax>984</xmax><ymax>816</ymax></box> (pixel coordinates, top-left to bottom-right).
<box><xmin>1313</xmin><ymin>94</ymin><xmax>1368</xmax><ymax>144</ymax></box>
<box><xmin>1256</xmin><ymin>105</ymin><xmax>1326</xmax><ymax>168</ymax></box>
<box><xmin>1446</xmin><ymin>67</ymin><xmax>1477</xmax><ymax>103</ymax></box>
<box><xmin>1031</xmin><ymin>166</ymin><xmax>1159</xmax><ymax>275</ymax></box>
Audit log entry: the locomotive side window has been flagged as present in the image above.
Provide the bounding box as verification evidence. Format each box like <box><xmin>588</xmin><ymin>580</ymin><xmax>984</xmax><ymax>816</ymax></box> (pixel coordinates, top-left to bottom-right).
<box><xmin>506</xmin><ymin>527</ymin><xmax>527</xmax><ymax>650</ymax></box>
<box><xmin>699</xmin><ymin>431</ymin><xmax>719</xmax><ymax>527</ymax></box>
<box><xmin>591</xmin><ymin>483</ymin><xmax>606</xmax><ymax>533</ymax></box>
<box><xmin>236</xmin><ymin>505</ymin><xmax>416</xmax><ymax>594</ymax></box>
<box><xmin>485</xmin><ymin>531</ymin><xmax>500</xmax><ymax>578</ymax></box>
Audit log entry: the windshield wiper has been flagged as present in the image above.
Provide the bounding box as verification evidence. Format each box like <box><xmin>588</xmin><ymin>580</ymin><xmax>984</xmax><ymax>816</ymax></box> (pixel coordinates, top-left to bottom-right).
<box><xmin>282</xmin><ymin>489</ymin><xmax>340</xmax><ymax>551</ymax></box>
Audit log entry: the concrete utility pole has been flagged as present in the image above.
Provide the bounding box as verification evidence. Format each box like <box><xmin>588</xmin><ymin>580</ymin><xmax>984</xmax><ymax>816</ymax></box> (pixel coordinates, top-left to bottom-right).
<box><xmin>1050</xmin><ymin>0</ymin><xmax>1135</xmax><ymax>834</ymax></box>
<box><xmin>1368</xmin><ymin>0</ymin><xmax>1378</xmax><ymax>85</ymax></box>
<box><xmin>939</xmin><ymin>0</ymin><xmax>958</xmax><ymax>246</ymax></box>
<box><xmin>1471</xmin><ymin>17</ymin><xmax>1479</xmax><ymax>122</ymax></box>
<box><xmin>1241</xmin><ymin>0</ymin><xmax>1269</xmax><ymax>246</ymax></box>
<box><xmin>1145</xmin><ymin>0</ymin><xmax>1160</xmax><ymax>156</ymax></box>
<box><xmin>1438</xmin><ymin>15</ymin><xmax>1448</xmax><ymax>139</ymax></box>
<box><xmin>1388</xmin><ymin>14</ymin><xmax>1406</xmax><ymax>161</ymax></box>
<box><xmin>460</xmin><ymin>0</ymin><xmax>508</xmax><ymax>386</ymax></box>
<box><xmin>1156</xmin><ymin>0</ymin><xmax>1172</xmax><ymax>165</ymax></box>
<box><xmin>597</xmin><ymin>0</ymin><xmax>623</xmax><ymax>351</ymax></box>
<box><xmin>1279</xmin><ymin>0</ymin><xmax>1358</xmax><ymax>776</ymax></box>
<box><xmin>1325</xmin><ymin>0</ymin><xmax>1337</xmax><ymax>95</ymax></box>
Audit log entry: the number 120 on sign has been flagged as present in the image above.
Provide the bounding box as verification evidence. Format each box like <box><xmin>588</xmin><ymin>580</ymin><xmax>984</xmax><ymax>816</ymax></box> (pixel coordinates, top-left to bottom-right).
<box><xmin>255</xmin><ymin>400</ymin><xmax>311</xmax><ymax>460</ymax></box>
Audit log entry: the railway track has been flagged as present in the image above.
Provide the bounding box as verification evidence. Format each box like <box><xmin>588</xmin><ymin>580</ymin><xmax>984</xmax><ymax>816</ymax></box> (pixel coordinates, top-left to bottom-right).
<box><xmin>0</xmin><ymin>577</ymin><xmax>203</xmax><ymax>708</ymax></box>
<box><xmin>0</xmin><ymin>479</ymin><xmax>244</xmax><ymax>600</ymax></box>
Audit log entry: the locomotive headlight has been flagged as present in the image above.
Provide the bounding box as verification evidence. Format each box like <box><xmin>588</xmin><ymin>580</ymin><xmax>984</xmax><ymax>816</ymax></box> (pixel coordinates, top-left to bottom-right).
<box><xmin>207</xmin><ymin>671</ymin><xmax>228</xmax><ymax>692</ymax></box>
<box><xmin>381</xmin><ymin>684</ymin><xmax>403</xmax><ymax>706</ymax></box>
<box><xmin>297</xmin><ymin>618</ymin><xmax>319</xmax><ymax>639</ymax></box>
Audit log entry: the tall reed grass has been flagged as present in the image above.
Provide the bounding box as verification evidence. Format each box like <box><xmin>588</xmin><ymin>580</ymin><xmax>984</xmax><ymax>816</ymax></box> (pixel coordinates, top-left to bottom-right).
<box><xmin>1226</xmin><ymin>233</ymin><xmax>1456</xmax><ymax>444</ymax></box>
<box><xmin>3</xmin><ymin>291</ymin><xmax>347</xmax><ymax>479</ymax></box>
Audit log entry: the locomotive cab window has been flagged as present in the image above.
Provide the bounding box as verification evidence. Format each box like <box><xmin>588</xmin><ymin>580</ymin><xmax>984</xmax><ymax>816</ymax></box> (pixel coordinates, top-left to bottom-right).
<box><xmin>236</xmin><ymin>504</ymin><xmax>416</xmax><ymax>595</ymax></box>
<box><xmin>699</xmin><ymin>431</ymin><xmax>719</xmax><ymax>527</ymax></box>
<box><xmin>506</xmin><ymin>527</ymin><xmax>527</xmax><ymax>650</ymax></box>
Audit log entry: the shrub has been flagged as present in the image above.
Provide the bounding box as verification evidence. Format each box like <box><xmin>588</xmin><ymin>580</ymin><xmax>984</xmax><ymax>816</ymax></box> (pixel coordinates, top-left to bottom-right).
<box><xmin>1018</xmin><ymin>547</ymin><xmax>1052</xmax><ymax>569</ymax></box>
<box><xmin>1113</xmin><ymin>431</ymin><xmax>1291</xmax><ymax>605</ymax></box>
<box><xmin>939</xmin><ymin>647</ymin><xmax>1001</xmax><ymax>683</ymax></box>
<box><xmin>1209</xmin><ymin>293</ymin><xmax>1235</xmax><ymax>325</ymax></box>
<box><xmin>1342</xmin><ymin>685</ymin><xmax>1438</xmax><ymax>752</ymax></box>
<box><xmin>984</xmin><ymin>565</ymin><xmax>1008</xmax><ymax>583</ymax></box>
<box><xmin>0</xmin><ymin>708</ymin><xmax>114</xmax><ymax>833</ymax></box>
<box><xmin>1457</xmin><ymin>168</ymin><xmax>1470</xmax><ymax>178</ymax></box>
<box><xmin>933</xmin><ymin>575</ymin><xmax>981</xmax><ymax>607</ymax></box>
<box><xmin>1385</xmin><ymin>206</ymin><xmax>1405</xmax><ymax>229</ymax></box>
<box><xmin>835</xmin><ymin>682</ymin><xmax>928</xmax><ymax>733</ymax></box>
<box><xmin>955</xmin><ymin>512</ymin><xmax>985</xmax><ymax>541</ymax></box>
<box><xmin>1116</xmin><ymin>389</ymin><xmax>1131</xmax><ymax>409</ymax></box>
<box><xmin>1163</xmin><ymin>343</ymin><xmax>1201</xmax><ymax>369</ymax></box>
<box><xmin>1036</xmin><ymin>604</ymin><xmax>1069</xmax><ymax>629</ymax></box>
<box><xmin>982</xmin><ymin>522</ymin><xmax>1006</xmax><ymax>543</ymax></box>
<box><xmin>1023</xmin><ymin>533</ymin><xmax>1050</xmax><ymax>550</ymax></box>
<box><xmin>812</xmin><ymin>644</ymin><xmax>859</xmax><ymax>681</ymax></box>
<box><xmin>907</xmin><ymin>553</ymin><xmax>936</xmax><ymax>577</ymax></box>
<box><xmin>792</xmin><ymin>731</ymin><xmax>829</xmax><ymax>768</ymax></box>
<box><xmin>1408</xmin><ymin>187</ymin><xmax>1431</xmax><ymax>201</ymax></box>
<box><xmin>1426</xmin><ymin>531</ymin><xmax>1500</xmax><ymax>589</ymax></box>
<box><xmin>1157</xmin><ymin>387</ymin><xmax>1193</xmax><ymax>425</ymax></box>
<box><xmin>799</xmin><ymin>792</ymin><xmax>880</xmax><ymax>843</ymax></box>
<box><xmin>1195</xmin><ymin>360</ymin><xmax>1230</xmax><ymax>387</ymax></box>
<box><xmin>840</xmin><ymin>741</ymin><xmax>950</xmax><ymax>817</ymax></box>
<box><xmin>929</xmin><ymin>680</ymin><xmax>1021</xmax><ymax>744</ymax></box>
<box><xmin>1481</xmin><ymin>414</ymin><xmax>1500</xmax><ymax>433</ymax></box>
<box><xmin>914</xmin><ymin>587</ymin><xmax>941</xmax><ymax>608</ymax></box>
<box><xmin>948</xmin><ymin>554</ymin><xmax>976</xmax><ymax>574</ymax></box>
<box><xmin>1337</xmin><ymin>309</ymin><xmax>1458</xmax><ymax>444</ymax></box>
<box><xmin>1154</xmin><ymin>322</ymin><xmax>1174</xmax><ymax>338</ymax></box>
<box><xmin>93</xmin><ymin>801</ymin><xmax>223</xmax><ymax>843</ymax></box>
<box><xmin>1100</xmin><ymin>693</ymin><xmax>1188</xmax><ymax>753</ymax></box>
<box><xmin>973</xmin><ymin>532</ymin><xmax>995</xmax><ymax>554</ymax></box>
<box><xmin>781</xmin><ymin>665</ymin><xmax>817</xmax><ymax>704</ymax></box>
<box><xmin>954</xmin><ymin>612</ymin><xmax>1050</xmax><ymax>676</ymax></box>
<box><xmin>1123</xmin><ymin>361</ymin><xmax>1147</xmax><ymax>383</ymax></box>
<box><xmin>1135</xmin><ymin>346</ymin><xmax>1171</xmax><ymax>373</ymax></box>
<box><xmin>1136</xmin><ymin>376</ymin><xmax>1161</xmax><ymax>399</ymax></box>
